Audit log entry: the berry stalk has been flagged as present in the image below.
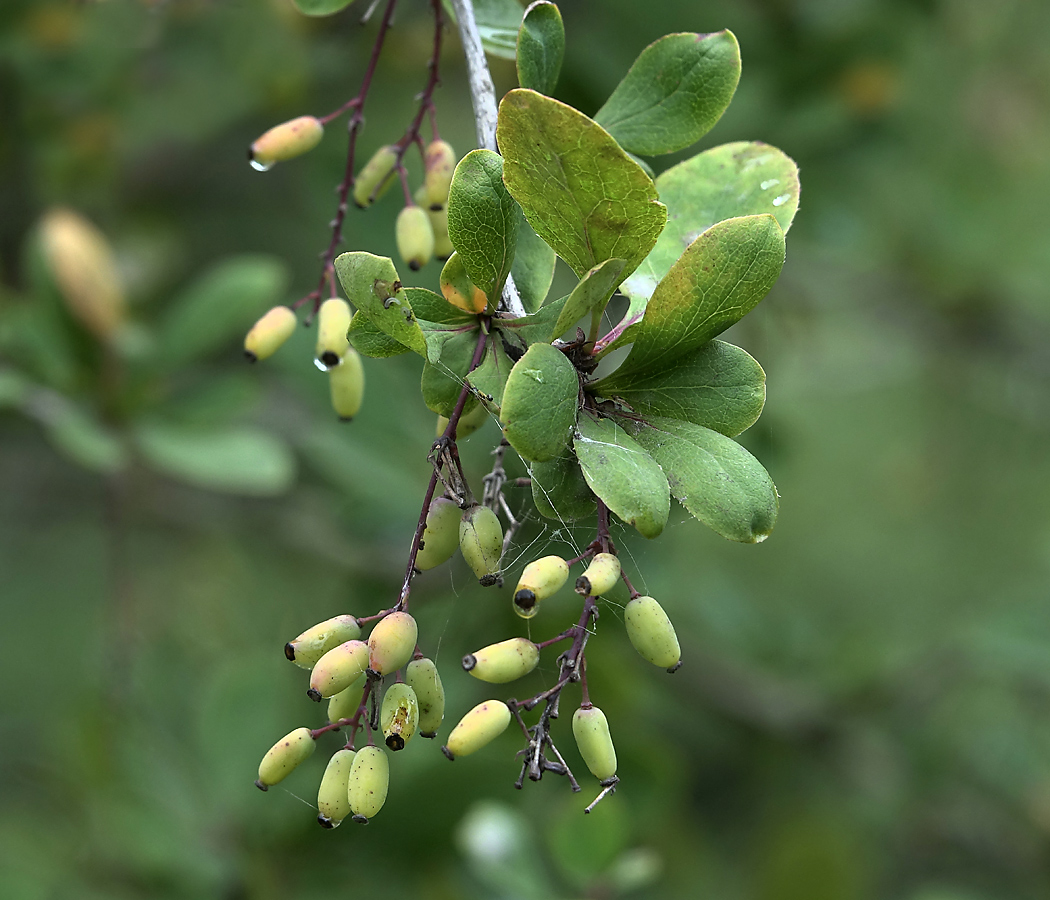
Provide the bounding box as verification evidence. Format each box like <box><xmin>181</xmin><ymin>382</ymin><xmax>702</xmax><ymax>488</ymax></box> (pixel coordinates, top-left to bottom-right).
<box><xmin>397</xmin><ymin>322</ymin><xmax>490</xmax><ymax>612</ymax></box>
<box><xmin>294</xmin><ymin>0</ymin><xmax>399</xmax><ymax>319</ymax></box>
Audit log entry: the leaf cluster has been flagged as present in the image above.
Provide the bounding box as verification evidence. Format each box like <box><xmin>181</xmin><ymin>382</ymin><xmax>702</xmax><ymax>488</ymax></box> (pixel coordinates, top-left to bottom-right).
<box><xmin>0</xmin><ymin>237</ymin><xmax>298</xmax><ymax>495</ymax></box>
<box><xmin>339</xmin><ymin>16</ymin><xmax>800</xmax><ymax>545</ymax></box>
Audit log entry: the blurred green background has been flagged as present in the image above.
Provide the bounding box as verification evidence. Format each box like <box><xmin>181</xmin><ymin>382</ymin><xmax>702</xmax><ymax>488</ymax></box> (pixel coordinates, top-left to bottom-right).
<box><xmin>3</xmin><ymin>0</ymin><xmax>1050</xmax><ymax>898</ymax></box>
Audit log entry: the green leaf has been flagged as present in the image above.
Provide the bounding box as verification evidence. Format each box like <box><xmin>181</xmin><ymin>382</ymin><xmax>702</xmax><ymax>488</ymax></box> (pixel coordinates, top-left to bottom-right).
<box><xmin>511</xmin><ymin>204</ymin><xmax>556</xmax><ymax>312</ymax></box>
<box><xmin>467</xmin><ymin>336</ymin><xmax>515</xmax><ymax>412</ymax></box>
<box><xmin>421</xmin><ymin>329</ymin><xmax>480</xmax><ymax>417</ymax></box>
<box><xmin>500</xmin><ymin>343</ymin><xmax>578</xmax><ymax>461</ymax></box>
<box><xmin>613</xmin><ymin>215</ymin><xmax>785</xmax><ymax>378</ymax></box>
<box><xmin>0</xmin><ymin>368</ymin><xmax>29</xmax><ymax>408</ymax></box>
<box><xmin>32</xmin><ymin>392</ymin><xmax>127</xmax><ymax>474</ymax></box>
<box><xmin>529</xmin><ymin>452</ymin><xmax>594</xmax><ymax>521</ymax></box>
<box><xmin>159</xmin><ymin>374</ymin><xmax>261</xmax><ymax>427</ymax></box>
<box><xmin>443</xmin><ymin>0</ymin><xmax>523</xmax><ymax>59</ymax></box>
<box><xmin>625</xmin><ymin>152</ymin><xmax>655</xmax><ymax>179</ymax></box>
<box><xmin>418</xmin><ymin>274</ymin><xmax>485</xmax><ymax>363</ymax></box>
<box><xmin>347</xmin><ymin>311</ymin><xmax>410</xmax><ymax>358</ymax></box>
<box><xmin>0</xmin><ymin>298</ymin><xmax>79</xmax><ymax>392</ymax></box>
<box><xmin>495</xmin><ymin>293</ymin><xmax>570</xmax><ymax>350</ymax></box>
<box><xmin>588</xmin><ymin>339</ymin><xmax>765</xmax><ymax>437</ymax></box>
<box><xmin>159</xmin><ymin>255</ymin><xmax>289</xmax><ymax>366</ymax></box>
<box><xmin>333</xmin><ymin>252</ymin><xmax>427</xmax><ymax>357</ymax></box>
<box><xmin>573</xmin><ymin>414</ymin><xmax>668</xmax><ymax>538</ymax></box>
<box><xmin>591</xmin><ymin>291</ymin><xmax>647</xmax><ymax>358</ymax></box>
<box><xmin>404</xmin><ymin>287</ymin><xmax>472</xmax><ymax>325</ymax></box>
<box><xmin>552</xmin><ymin>258</ymin><xmax>626</xmax><ymax>338</ymax></box>
<box><xmin>497</xmin><ymin>89</ymin><xmax>666</xmax><ymax>280</ymax></box>
<box><xmin>447</xmin><ymin>150</ymin><xmax>518</xmax><ymax>304</ymax></box>
<box><xmin>594</xmin><ymin>31</ymin><xmax>741</xmax><ymax>156</ymax></box>
<box><xmin>440</xmin><ymin>252</ymin><xmax>489</xmax><ymax>315</ymax></box>
<box><xmin>422</xmin><ymin>320</ymin><xmax>480</xmax><ymax>366</ymax></box>
<box><xmin>516</xmin><ymin>1</ymin><xmax>564</xmax><ymax>95</ymax></box>
<box><xmin>622</xmin><ymin>141</ymin><xmax>800</xmax><ymax>303</ymax></box>
<box><xmin>629</xmin><ymin>416</ymin><xmax>777</xmax><ymax>543</ymax></box>
<box><xmin>134</xmin><ymin>422</ymin><xmax>295</xmax><ymax>496</ymax></box>
<box><xmin>291</xmin><ymin>0</ymin><xmax>354</xmax><ymax>15</ymax></box>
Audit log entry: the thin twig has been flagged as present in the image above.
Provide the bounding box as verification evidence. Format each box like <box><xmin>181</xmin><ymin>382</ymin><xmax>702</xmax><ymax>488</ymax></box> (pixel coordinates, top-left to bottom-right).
<box><xmin>397</xmin><ymin>324</ymin><xmax>490</xmax><ymax>611</ymax></box>
<box><xmin>296</xmin><ymin>0</ymin><xmax>399</xmax><ymax>319</ymax></box>
<box><xmin>388</xmin><ymin>0</ymin><xmax>445</xmax><ymax>187</ymax></box>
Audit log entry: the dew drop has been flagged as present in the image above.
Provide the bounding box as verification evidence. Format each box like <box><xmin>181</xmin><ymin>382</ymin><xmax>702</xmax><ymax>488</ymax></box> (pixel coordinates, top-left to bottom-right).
<box><xmin>772</xmin><ymin>194</ymin><xmax>791</xmax><ymax>207</ymax></box>
<box><xmin>760</xmin><ymin>179</ymin><xmax>780</xmax><ymax>190</ymax></box>
<box><xmin>314</xmin><ymin>357</ymin><xmax>330</xmax><ymax>372</ymax></box>
<box><xmin>250</xmin><ymin>158</ymin><xmax>274</xmax><ymax>172</ymax></box>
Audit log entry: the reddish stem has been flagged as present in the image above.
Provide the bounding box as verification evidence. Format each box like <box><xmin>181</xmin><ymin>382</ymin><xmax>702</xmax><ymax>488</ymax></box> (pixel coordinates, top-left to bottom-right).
<box><xmin>620</xmin><ymin>568</ymin><xmax>641</xmax><ymax>600</ymax></box>
<box><xmin>318</xmin><ymin>96</ymin><xmax>361</xmax><ymax>126</ymax></box>
<box><xmin>310</xmin><ymin>674</ymin><xmax>375</xmax><ymax>747</ymax></box>
<box><xmin>564</xmin><ymin>547</ymin><xmax>597</xmax><ymax>567</ymax></box>
<box><xmin>397</xmin><ymin>324</ymin><xmax>489</xmax><ymax>612</ymax></box>
<box><xmin>390</xmin><ymin>0</ymin><xmax>445</xmax><ymax>172</ymax></box>
<box><xmin>536</xmin><ymin>629</ymin><xmax>574</xmax><ymax>650</ymax></box>
<box><xmin>299</xmin><ymin>0</ymin><xmax>399</xmax><ymax>319</ymax></box>
<box><xmin>596</xmin><ymin>498</ymin><xmax>612</xmax><ymax>554</ymax></box>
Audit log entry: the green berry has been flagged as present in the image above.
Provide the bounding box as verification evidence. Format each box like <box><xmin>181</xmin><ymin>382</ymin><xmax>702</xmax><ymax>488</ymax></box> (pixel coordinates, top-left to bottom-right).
<box><xmin>244</xmin><ymin>306</ymin><xmax>297</xmax><ymax>362</ymax></box>
<box><xmin>256</xmin><ymin>727</ymin><xmax>315</xmax><ymax>790</ymax></box>
<box><xmin>285</xmin><ymin>615</ymin><xmax>361</xmax><ymax>670</ymax></box>
<box><xmin>405</xmin><ymin>658</ymin><xmax>444</xmax><ymax>738</ymax></box>
<box><xmin>415</xmin><ymin>497</ymin><xmax>461</xmax><ymax>571</ymax></box>
<box><xmin>513</xmin><ymin>555</ymin><xmax>569</xmax><ymax>618</ymax></box>
<box><xmin>624</xmin><ymin>595</ymin><xmax>681</xmax><ymax>671</ymax></box>
<box><xmin>380</xmin><ymin>682</ymin><xmax>419</xmax><ymax>751</ymax></box>
<box><xmin>442</xmin><ymin>700</ymin><xmax>511</xmax><ymax>760</ymax></box>
<box><xmin>576</xmin><ymin>552</ymin><xmax>621</xmax><ymax>597</ymax></box>
<box><xmin>367</xmin><ymin>612</ymin><xmax>417</xmax><ymax>676</ymax></box>
<box><xmin>308</xmin><ymin>640</ymin><xmax>369</xmax><ymax>701</ymax></box>
<box><xmin>347</xmin><ymin>745</ymin><xmax>389</xmax><ymax>822</ymax></box>
<box><xmin>572</xmin><ymin>706</ymin><xmax>617</xmax><ymax>781</ymax></box>
<box><xmin>249</xmin><ymin>116</ymin><xmax>324</xmax><ymax>170</ymax></box>
<box><xmin>459</xmin><ymin>505</ymin><xmax>503</xmax><ymax>585</ymax></box>
<box><xmin>462</xmin><ymin>637</ymin><xmax>540</xmax><ymax>683</ymax></box>
<box><xmin>317</xmin><ymin>748</ymin><xmax>355</xmax><ymax>827</ymax></box>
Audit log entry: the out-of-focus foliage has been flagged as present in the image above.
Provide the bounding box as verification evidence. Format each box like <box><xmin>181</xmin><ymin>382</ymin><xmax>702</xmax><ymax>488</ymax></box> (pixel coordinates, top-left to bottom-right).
<box><xmin>2</xmin><ymin>1</ymin><xmax>1050</xmax><ymax>899</ymax></box>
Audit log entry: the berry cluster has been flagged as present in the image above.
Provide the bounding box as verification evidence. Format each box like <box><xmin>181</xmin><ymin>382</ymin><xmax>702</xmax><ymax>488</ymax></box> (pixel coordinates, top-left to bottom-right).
<box><xmin>241</xmin><ymin>0</ymin><xmax>456</xmax><ymax>422</ymax></box>
<box><xmin>254</xmin><ymin>520</ymin><xmax>684</xmax><ymax>824</ymax></box>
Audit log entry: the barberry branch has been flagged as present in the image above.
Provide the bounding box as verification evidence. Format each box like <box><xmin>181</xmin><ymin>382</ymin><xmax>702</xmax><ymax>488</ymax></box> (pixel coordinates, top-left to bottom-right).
<box><xmin>387</xmin><ymin>0</ymin><xmax>445</xmax><ymax>183</ymax></box>
<box><xmin>294</xmin><ymin>0</ymin><xmax>398</xmax><ymax>320</ymax></box>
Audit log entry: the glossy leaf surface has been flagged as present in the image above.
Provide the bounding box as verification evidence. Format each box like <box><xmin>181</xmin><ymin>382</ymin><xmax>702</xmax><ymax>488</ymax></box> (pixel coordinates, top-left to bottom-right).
<box><xmin>590</xmin><ymin>339</ymin><xmax>766</xmax><ymax>437</ymax></box>
<box><xmin>447</xmin><ymin>150</ymin><xmax>517</xmax><ymax>305</ymax></box>
<box><xmin>573</xmin><ymin>414</ymin><xmax>669</xmax><ymax>538</ymax></box>
<box><xmin>622</xmin><ymin>141</ymin><xmax>799</xmax><ymax>302</ymax></box>
<box><xmin>595</xmin><ymin>31</ymin><xmax>741</xmax><ymax>156</ymax></box>
<box><xmin>516</xmin><ymin>1</ymin><xmax>564</xmax><ymax>95</ymax></box>
<box><xmin>498</xmin><ymin>89</ymin><xmax>666</xmax><ymax>280</ymax></box>
<box><xmin>500</xmin><ymin>343</ymin><xmax>578</xmax><ymax>461</ymax></box>
<box><xmin>613</xmin><ymin>215</ymin><xmax>785</xmax><ymax>377</ymax></box>
<box><xmin>630</xmin><ymin>415</ymin><xmax>778</xmax><ymax>543</ymax></box>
